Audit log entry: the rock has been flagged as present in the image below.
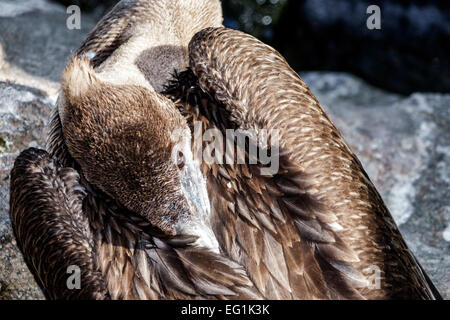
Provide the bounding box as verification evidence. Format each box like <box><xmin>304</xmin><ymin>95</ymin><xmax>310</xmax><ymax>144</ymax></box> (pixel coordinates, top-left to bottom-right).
<box><xmin>0</xmin><ymin>82</ymin><xmax>53</xmax><ymax>300</ymax></box>
<box><xmin>274</xmin><ymin>0</ymin><xmax>450</xmax><ymax>94</ymax></box>
<box><xmin>0</xmin><ymin>0</ymin><xmax>97</xmax><ymax>98</ymax></box>
<box><xmin>0</xmin><ymin>0</ymin><xmax>448</xmax><ymax>300</ymax></box>
<box><xmin>51</xmin><ymin>0</ymin><xmax>118</xmax><ymax>15</ymax></box>
<box><xmin>0</xmin><ymin>0</ymin><xmax>97</xmax><ymax>300</ymax></box>
<box><xmin>0</xmin><ymin>82</ymin><xmax>53</xmax><ymax>181</ymax></box>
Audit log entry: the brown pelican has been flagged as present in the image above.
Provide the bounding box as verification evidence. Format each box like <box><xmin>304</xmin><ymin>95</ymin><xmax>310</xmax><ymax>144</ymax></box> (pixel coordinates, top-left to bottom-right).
<box><xmin>10</xmin><ymin>0</ymin><xmax>441</xmax><ymax>300</ymax></box>
<box><xmin>11</xmin><ymin>0</ymin><xmax>259</xmax><ymax>300</ymax></box>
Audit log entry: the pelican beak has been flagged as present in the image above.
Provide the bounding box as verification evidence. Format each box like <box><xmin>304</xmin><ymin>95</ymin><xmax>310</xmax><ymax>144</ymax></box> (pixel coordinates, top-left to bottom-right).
<box><xmin>172</xmin><ymin>133</ymin><xmax>219</xmax><ymax>252</ymax></box>
<box><xmin>179</xmin><ymin>146</ymin><xmax>211</xmax><ymax>221</ymax></box>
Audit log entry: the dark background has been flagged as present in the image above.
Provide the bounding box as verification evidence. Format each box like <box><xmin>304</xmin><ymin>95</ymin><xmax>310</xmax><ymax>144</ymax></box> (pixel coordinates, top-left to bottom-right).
<box><xmin>52</xmin><ymin>0</ymin><xmax>450</xmax><ymax>94</ymax></box>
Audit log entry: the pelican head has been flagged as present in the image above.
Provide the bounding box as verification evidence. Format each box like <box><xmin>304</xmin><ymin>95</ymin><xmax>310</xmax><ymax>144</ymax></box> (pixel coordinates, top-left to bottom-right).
<box><xmin>59</xmin><ymin>56</ymin><xmax>213</xmax><ymax>244</ymax></box>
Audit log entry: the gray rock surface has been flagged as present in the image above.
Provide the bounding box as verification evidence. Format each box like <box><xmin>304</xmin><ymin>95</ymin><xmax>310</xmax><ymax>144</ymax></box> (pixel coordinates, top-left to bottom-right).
<box><xmin>0</xmin><ymin>0</ymin><xmax>448</xmax><ymax>300</ymax></box>
<box><xmin>0</xmin><ymin>0</ymin><xmax>96</xmax><ymax>300</ymax></box>
<box><xmin>0</xmin><ymin>0</ymin><xmax>96</xmax><ymax>98</ymax></box>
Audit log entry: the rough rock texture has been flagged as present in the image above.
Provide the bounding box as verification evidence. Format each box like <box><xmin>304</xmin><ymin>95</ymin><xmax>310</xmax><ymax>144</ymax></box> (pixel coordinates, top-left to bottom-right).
<box><xmin>51</xmin><ymin>0</ymin><xmax>118</xmax><ymax>14</ymax></box>
<box><xmin>0</xmin><ymin>0</ymin><xmax>96</xmax><ymax>98</ymax></box>
<box><xmin>0</xmin><ymin>0</ymin><xmax>96</xmax><ymax>300</ymax></box>
<box><xmin>0</xmin><ymin>82</ymin><xmax>54</xmax><ymax>299</ymax></box>
<box><xmin>0</xmin><ymin>0</ymin><xmax>448</xmax><ymax>299</ymax></box>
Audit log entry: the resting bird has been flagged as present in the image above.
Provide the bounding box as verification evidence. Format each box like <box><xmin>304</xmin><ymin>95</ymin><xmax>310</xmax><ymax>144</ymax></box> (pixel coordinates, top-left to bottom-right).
<box><xmin>9</xmin><ymin>0</ymin><xmax>441</xmax><ymax>300</ymax></box>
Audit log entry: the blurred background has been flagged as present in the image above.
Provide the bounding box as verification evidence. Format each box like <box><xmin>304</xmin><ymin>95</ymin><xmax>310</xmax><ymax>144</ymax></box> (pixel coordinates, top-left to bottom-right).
<box><xmin>0</xmin><ymin>0</ymin><xmax>449</xmax><ymax>299</ymax></box>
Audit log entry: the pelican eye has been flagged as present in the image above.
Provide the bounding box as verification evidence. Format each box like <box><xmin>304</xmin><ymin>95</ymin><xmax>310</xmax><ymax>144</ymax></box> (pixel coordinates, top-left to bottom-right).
<box><xmin>177</xmin><ymin>150</ymin><xmax>185</xmax><ymax>170</ymax></box>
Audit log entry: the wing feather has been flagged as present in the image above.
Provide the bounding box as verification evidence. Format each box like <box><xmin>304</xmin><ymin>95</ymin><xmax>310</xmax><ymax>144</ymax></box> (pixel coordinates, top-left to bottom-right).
<box><xmin>172</xmin><ymin>27</ymin><xmax>438</xmax><ymax>299</ymax></box>
<box><xmin>10</xmin><ymin>148</ymin><xmax>110</xmax><ymax>299</ymax></box>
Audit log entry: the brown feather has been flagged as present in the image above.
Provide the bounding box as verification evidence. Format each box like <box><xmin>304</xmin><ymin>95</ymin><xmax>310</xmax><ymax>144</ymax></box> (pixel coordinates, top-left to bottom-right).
<box><xmin>162</xmin><ymin>26</ymin><xmax>439</xmax><ymax>299</ymax></box>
